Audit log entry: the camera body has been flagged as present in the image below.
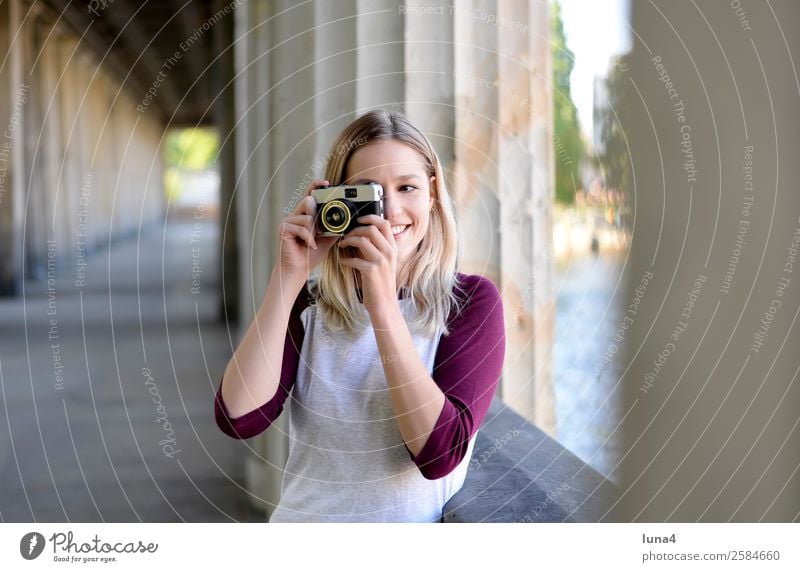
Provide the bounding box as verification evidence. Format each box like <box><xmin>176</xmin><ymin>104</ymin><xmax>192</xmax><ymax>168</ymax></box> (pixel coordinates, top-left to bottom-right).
<box><xmin>311</xmin><ymin>183</ymin><xmax>385</xmax><ymax>237</ymax></box>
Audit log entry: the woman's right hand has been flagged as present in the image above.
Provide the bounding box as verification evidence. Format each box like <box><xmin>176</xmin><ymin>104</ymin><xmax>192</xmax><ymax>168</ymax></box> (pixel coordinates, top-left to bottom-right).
<box><xmin>276</xmin><ymin>179</ymin><xmax>338</xmax><ymax>283</ymax></box>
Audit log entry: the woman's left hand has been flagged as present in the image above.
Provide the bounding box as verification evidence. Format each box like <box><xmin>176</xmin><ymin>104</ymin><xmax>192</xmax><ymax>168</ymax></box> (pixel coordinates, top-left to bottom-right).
<box><xmin>338</xmin><ymin>215</ymin><xmax>399</xmax><ymax>314</ymax></box>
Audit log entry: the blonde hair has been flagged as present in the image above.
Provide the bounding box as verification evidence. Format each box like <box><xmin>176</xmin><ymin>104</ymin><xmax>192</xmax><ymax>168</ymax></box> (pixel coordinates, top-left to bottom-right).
<box><xmin>310</xmin><ymin>110</ymin><xmax>463</xmax><ymax>336</ymax></box>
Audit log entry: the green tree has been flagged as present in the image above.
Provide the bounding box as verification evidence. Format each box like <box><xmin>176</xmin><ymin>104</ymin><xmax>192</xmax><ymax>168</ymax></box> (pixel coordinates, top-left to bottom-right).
<box><xmin>597</xmin><ymin>56</ymin><xmax>632</xmax><ymax>195</ymax></box>
<box><xmin>165</xmin><ymin>127</ymin><xmax>219</xmax><ymax>170</ymax></box>
<box><xmin>163</xmin><ymin>127</ymin><xmax>219</xmax><ymax>201</ymax></box>
<box><xmin>551</xmin><ymin>1</ymin><xmax>584</xmax><ymax>204</ymax></box>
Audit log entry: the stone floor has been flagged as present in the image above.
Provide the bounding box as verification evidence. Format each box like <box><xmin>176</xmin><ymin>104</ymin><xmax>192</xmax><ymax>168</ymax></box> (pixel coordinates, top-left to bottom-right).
<box><xmin>0</xmin><ymin>213</ymin><xmax>264</xmax><ymax>522</ymax></box>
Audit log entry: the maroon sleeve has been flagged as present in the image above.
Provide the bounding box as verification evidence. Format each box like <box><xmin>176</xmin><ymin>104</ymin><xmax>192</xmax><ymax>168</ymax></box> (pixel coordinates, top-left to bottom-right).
<box><xmin>407</xmin><ymin>273</ymin><xmax>506</xmax><ymax>479</ymax></box>
<box><xmin>213</xmin><ymin>284</ymin><xmax>311</xmax><ymax>440</ymax></box>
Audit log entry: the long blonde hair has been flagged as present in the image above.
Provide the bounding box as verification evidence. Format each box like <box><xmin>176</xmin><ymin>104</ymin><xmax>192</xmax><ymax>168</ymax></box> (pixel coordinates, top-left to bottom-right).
<box><xmin>310</xmin><ymin>110</ymin><xmax>463</xmax><ymax>336</ymax></box>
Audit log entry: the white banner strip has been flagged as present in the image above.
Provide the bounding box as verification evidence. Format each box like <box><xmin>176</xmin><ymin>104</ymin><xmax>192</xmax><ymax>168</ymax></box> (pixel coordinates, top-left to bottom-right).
<box><xmin>2</xmin><ymin>523</ymin><xmax>799</xmax><ymax>570</ymax></box>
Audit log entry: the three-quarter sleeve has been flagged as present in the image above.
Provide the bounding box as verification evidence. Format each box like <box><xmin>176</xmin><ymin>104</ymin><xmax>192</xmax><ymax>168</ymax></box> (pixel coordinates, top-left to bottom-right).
<box><xmin>214</xmin><ymin>284</ymin><xmax>310</xmax><ymax>439</ymax></box>
<box><xmin>407</xmin><ymin>274</ymin><xmax>506</xmax><ymax>479</ymax></box>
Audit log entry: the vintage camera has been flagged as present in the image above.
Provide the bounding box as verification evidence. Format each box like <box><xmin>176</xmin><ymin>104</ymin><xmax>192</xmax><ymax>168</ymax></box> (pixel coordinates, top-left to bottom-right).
<box><xmin>311</xmin><ymin>183</ymin><xmax>385</xmax><ymax>237</ymax></box>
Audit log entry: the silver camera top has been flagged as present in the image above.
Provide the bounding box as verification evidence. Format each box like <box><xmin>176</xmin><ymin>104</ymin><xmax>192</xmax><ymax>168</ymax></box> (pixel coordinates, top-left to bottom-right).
<box><xmin>310</xmin><ymin>183</ymin><xmax>383</xmax><ymax>204</ymax></box>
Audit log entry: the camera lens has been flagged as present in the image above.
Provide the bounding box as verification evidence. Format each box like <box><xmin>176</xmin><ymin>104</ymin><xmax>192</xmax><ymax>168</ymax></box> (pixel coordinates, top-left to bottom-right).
<box><xmin>326</xmin><ymin>206</ymin><xmax>344</xmax><ymax>224</ymax></box>
<box><xmin>320</xmin><ymin>199</ymin><xmax>351</xmax><ymax>234</ymax></box>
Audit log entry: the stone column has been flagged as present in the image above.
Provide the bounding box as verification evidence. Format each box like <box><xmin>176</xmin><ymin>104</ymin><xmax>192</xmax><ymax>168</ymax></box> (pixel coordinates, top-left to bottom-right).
<box><xmin>38</xmin><ymin>18</ymin><xmax>68</xmax><ymax>259</ymax></box>
<box><xmin>213</xmin><ymin>0</ymin><xmax>239</xmax><ymax>323</ymax></box>
<box><xmin>451</xmin><ymin>0</ymin><xmax>555</xmax><ymax>430</ymax></box>
<box><xmin>0</xmin><ymin>0</ymin><xmax>24</xmax><ymax>294</ymax></box>
<box><xmin>3</xmin><ymin>2</ymin><xmax>165</xmax><ymax>284</ymax></box>
<box><xmin>355</xmin><ymin>0</ymin><xmax>405</xmax><ymax>113</ymax></box>
<box><xmin>496</xmin><ymin>0</ymin><xmax>542</xmax><ymax>428</ymax></box>
<box><xmin>57</xmin><ymin>35</ymin><xmax>82</xmax><ymax>253</ymax></box>
<box><xmin>620</xmin><ymin>0</ymin><xmax>800</xmax><ymax>520</ymax></box>
<box><xmin>452</xmin><ymin>0</ymin><xmax>500</xmax><ymax>284</ymax></box>
<box><xmin>233</xmin><ymin>0</ymin><xmax>283</xmax><ymax>514</ymax></box>
<box><xmin>528</xmin><ymin>0</ymin><xmax>556</xmax><ymax>433</ymax></box>
<box><xmin>23</xmin><ymin>9</ymin><xmax>47</xmax><ymax>279</ymax></box>
<box><xmin>313</xmin><ymin>0</ymin><xmax>357</xmax><ymax>161</ymax></box>
<box><xmin>404</xmin><ymin>0</ymin><xmax>455</xmax><ymax>166</ymax></box>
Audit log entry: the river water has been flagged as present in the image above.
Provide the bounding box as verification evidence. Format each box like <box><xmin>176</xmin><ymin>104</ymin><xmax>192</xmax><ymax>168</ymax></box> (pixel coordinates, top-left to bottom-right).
<box><xmin>554</xmin><ymin>253</ymin><xmax>626</xmax><ymax>485</ymax></box>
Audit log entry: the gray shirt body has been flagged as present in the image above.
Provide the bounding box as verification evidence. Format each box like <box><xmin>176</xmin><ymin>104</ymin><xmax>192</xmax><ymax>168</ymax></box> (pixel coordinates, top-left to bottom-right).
<box><xmin>269</xmin><ymin>299</ymin><xmax>475</xmax><ymax>523</ymax></box>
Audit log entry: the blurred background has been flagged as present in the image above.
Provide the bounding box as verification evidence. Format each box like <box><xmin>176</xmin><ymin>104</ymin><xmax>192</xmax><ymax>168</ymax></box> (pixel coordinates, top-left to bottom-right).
<box><xmin>0</xmin><ymin>0</ymin><xmax>797</xmax><ymax>523</ymax></box>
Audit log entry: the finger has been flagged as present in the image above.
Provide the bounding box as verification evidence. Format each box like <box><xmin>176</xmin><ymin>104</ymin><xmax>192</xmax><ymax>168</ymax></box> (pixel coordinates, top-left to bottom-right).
<box><xmin>338</xmin><ymin>235</ymin><xmax>382</xmax><ymax>261</ymax></box>
<box><xmin>339</xmin><ymin>256</ymin><xmax>368</xmax><ymax>272</ymax></box>
<box><xmin>357</xmin><ymin>215</ymin><xmax>394</xmax><ymax>244</ymax></box>
<box><xmin>297</xmin><ymin>179</ymin><xmax>329</xmax><ymax>216</ymax></box>
<box><xmin>346</xmin><ymin>219</ymin><xmax>385</xmax><ymax>241</ymax></box>
<box><xmin>285</xmin><ymin>213</ymin><xmax>314</xmax><ymax>228</ymax></box>
<box><xmin>288</xmin><ymin>178</ymin><xmax>326</xmax><ymax>215</ymax></box>
<box><xmin>300</xmin><ymin>179</ymin><xmax>329</xmax><ymax>214</ymax></box>
<box><xmin>357</xmin><ymin>225</ymin><xmax>389</xmax><ymax>255</ymax></box>
<box><xmin>338</xmin><ymin>235</ymin><xmax>381</xmax><ymax>261</ymax></box>
<box><xmin>280</xmin><ymin>221</ymin><xmax>317</xmax><ymax>249</ymax></box>
<box><xmin>352</xmin><ymin>217</ymin><xmax>395</xmax><ymax>257</ymax></box>
<box><xmin>295</xmin><ymin>194</ymin><xmax>318</xmax><ymax>217</ymax></box>
<box><xmin>305</xmin><ymin>179</ymin><xmax>329</xmax><ymax>196</ymax></box>
<box><xmin>286</xmin><ymin>213</ymin><xmax>316</xmax><ymax>237</ymax></box>
<box><xmin>280</xmin><ymin>221</ymin><xmax>314</xmax><ymax>246</ymax></box>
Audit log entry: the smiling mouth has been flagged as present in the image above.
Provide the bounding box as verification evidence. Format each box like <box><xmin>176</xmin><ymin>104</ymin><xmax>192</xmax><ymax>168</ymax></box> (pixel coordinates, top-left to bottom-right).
<box><xmin>391</xmin><ymin>225</ymin><xmax>409</xmax><ymax>237</ymax></box>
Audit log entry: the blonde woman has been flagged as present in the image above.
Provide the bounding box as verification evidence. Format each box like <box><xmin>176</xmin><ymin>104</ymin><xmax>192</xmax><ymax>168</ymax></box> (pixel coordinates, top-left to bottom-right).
<box><xmin>214</xmin><ymin>110</ymin><xmax>506</xmax><ymax>522</ymax></box>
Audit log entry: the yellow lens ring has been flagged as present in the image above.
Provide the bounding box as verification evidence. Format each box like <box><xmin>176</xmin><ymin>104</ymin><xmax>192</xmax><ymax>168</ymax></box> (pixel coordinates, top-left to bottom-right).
<box><xmin>320</xmin><ymin>199</ymin><xmax>351</xmax><ymax>234</ymax></box>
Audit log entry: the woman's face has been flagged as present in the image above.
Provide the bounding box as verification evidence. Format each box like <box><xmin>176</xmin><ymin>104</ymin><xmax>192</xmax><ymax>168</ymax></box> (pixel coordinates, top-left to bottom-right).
<box><xmin>344</xmin><ymin>139</ymin><xmax>435</xmax><ymax>274</ymax></box>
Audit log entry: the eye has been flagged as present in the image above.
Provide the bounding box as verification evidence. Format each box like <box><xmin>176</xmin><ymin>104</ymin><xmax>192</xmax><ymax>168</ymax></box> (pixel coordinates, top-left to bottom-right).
<box><xmin>398</xmin><ymin>185</ymin><xmax>417</xmax><ymax>193</ymax></box>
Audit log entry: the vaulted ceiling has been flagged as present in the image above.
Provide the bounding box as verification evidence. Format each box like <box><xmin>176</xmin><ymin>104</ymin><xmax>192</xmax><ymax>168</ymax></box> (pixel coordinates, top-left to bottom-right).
<box><xmin>43</xmin><ymin>0</ymin><xmax>222</xmax><ymax>125</ymax></box>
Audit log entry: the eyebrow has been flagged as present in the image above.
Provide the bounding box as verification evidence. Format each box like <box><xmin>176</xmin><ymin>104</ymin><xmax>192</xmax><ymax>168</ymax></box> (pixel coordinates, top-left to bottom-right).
<box><xmin>349</xmin><ymin>174</ymin><xmax>423</xmax><ymax>185</ymax></box>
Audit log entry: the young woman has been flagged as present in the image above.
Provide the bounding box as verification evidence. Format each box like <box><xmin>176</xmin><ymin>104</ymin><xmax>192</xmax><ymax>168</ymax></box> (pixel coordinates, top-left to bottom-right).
<box><xmin>214</xmin><ymin>110</ymin><xmax>506</xmax><ymax>522</ymax></box>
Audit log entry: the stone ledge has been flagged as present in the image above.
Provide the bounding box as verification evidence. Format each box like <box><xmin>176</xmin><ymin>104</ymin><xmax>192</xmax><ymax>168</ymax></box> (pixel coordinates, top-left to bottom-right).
<box><xmin>443</xmin><ymin>397</ymin><xmax>619</xmax><ymax>522</ymax></box>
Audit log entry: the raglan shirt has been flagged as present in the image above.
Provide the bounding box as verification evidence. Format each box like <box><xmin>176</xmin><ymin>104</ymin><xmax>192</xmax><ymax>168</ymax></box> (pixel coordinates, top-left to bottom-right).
<box><xmin>214</xmin><ymin>273</ymin><xmax>505</xmax><ymax>522</ymax></box>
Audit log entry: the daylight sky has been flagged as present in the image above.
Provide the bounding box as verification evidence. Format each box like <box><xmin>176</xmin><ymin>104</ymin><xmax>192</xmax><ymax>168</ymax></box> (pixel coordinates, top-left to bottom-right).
<box><xmin>557</xmin><ymin>0</ymin><xmax>632</xmax><ymax>143</ymax></box>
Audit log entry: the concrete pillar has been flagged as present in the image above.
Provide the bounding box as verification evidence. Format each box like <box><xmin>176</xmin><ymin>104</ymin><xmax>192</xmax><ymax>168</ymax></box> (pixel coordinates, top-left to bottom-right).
<box><xmin>0</xmin><ymin>0</ymin><xmax>25</xmax><ymax>294</ymax></box>
<box><xmin>57</xmin><ymin>36</ymin><xmax>82</xmax><ymax>253</ymax></box>
<box><xmin>39</xmin><ymin>18</ymin><xmax>67</xmax><ymax>259</ymax></box>
<box><xmin>452</xmin><ymin>0</ymin><xmax>500</xmax><ymax>282</ymax></box>
<box><xmin>254</xmin><ymin>0</ymin><xmax>318</xmax><ymax>516</ymax></box>
<box><xmin>620</xmin><ymin>0</ymin><xmax>800</xmax><ymax>520</ymax></box>
<box><xmin>451</xmin><ymin>0</ymin><xmax>555</xmax><ymax>430</ymax></box>
<box><xmin>213</xmin><ymin>0</ymin><xmax>239</xmax><ymax>323</ymax></box>
<box><xmin>496</xmin><ymin>0</ymin><xmax>540</xmax><ymax>427</ymax></box>
<box><xmin>528</xmin><ymin>0</ymin><xmax>556</xmax><ymax>433</ymax></box>
<box><xmin>404</xmin><ymin>0</ymin><xmax>455</xmax><ymax>166</ymax></box>
<box><xmin>233</xmin><ymin>0</ymin><xmax>283</xmax><ymax>514</ymax></box>
<box><xmin>95</xmin><ymin>72</ymin><xmax>116</xmax><ymax>240</ymax></box>
<box><xmin>76</xmin><ymin>50</ymin><xmax>102</xmax><ymax>252</ymax></box>
<box><xmin>355</xmin><ymin>0</ymin><xmax>405</xmax><ymax>113</ymax></box>
<box><xmin>500</xmin><ymin>0</ymin><xmax>555</xmax><ymax>431</ymax></box>
<box><xmin>313</xmin><ymin>0</ymin><xmax>357</xmax><ymax>161</ymax></box>
<box><xmin>23</xmin><ymin>9</ymin><xmax>47</xmax><ymax>279</ymax></box>
<box><xmin>0</xmin><ymin>0</ymin><xmax>164</xmax><ymax>287</ymax></box>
